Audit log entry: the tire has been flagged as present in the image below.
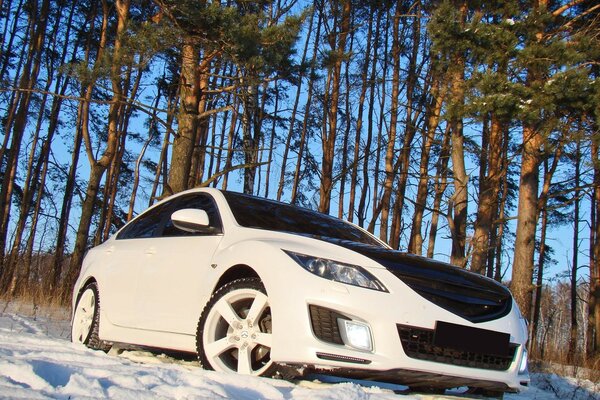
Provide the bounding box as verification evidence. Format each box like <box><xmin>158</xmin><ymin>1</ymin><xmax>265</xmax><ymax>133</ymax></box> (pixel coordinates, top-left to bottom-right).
<box><xmin>71</xmin><ymin>282</ymin><xmax>111</xmax><ymax>351</ymax></box>
<box><xmin>196</xmin><ymin>277</ymin><xmax>275</xmax><ymax>376</ymax></box>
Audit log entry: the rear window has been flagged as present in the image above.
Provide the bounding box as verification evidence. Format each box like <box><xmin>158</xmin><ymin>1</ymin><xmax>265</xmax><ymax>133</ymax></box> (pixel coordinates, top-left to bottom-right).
<box><xmin>222</xmin><ymin>191</ymin><xmax>383</xmax><ymax>247</ymax></box>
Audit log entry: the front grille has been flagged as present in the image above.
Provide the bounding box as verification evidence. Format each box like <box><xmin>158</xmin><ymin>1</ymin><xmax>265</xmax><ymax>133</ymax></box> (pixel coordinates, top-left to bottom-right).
<box><xmin>382</xmin><ymin>258</ymin><xmax>512</xmax><ymax>323</ymax></box>
<box><xmin>309</xmin><ymin>305</ymin><xmax>348</xmax><ymax>345</ymax></box>
<box><xmin>397</xmin><ymin>324</ymin><xmax>517</xmax><ymax>371</ymax></box>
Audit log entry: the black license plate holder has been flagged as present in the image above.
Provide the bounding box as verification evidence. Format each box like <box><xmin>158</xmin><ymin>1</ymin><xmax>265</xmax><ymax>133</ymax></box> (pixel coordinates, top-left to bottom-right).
<box><xmin>434</xmin><ymin>321</ymin><xmax>510</xmax><ymax>356</ymax></box>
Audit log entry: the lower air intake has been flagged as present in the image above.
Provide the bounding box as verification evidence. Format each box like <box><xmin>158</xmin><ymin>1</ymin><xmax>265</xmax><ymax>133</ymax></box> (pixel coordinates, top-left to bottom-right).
<box><xmin>397</xmin><ymin>324</ymin><xmax>517</xmax><ymax>371</ymax></box>
<box><xmin>309</xmin><ymin>305</ymin><xmax>348</xmax><ymax>345</ymax></box>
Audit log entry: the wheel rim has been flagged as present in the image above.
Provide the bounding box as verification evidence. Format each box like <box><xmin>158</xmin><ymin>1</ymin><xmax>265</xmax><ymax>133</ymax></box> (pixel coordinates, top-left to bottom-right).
<box><xmin>72</xmin><ymin>288</ymin><xmax>96</xmax><ymax>344</ymax></box>
<box><xmin>203</xmin><ymin>288</ymin><xmax>273</xmax><ymax>375</ymax></box>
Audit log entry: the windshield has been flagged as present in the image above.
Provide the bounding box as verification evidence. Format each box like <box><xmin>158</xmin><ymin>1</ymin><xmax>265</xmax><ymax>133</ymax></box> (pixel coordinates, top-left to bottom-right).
<box><xmin>222</xmin><ymin>191</ymin><xmax>384</xmax><ymax>247</ymax></box>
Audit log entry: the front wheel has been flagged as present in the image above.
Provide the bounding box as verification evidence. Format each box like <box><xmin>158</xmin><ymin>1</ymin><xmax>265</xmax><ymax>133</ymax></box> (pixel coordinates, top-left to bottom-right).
<box><xmin>196</xmin><ymin>278</ymin><xmax>275</xmax><ymax>376</ymax></box>
<box><xmin>71</xmin><ymin>282</ymin><xmax>110</xmax><ymax>351</ymax></box>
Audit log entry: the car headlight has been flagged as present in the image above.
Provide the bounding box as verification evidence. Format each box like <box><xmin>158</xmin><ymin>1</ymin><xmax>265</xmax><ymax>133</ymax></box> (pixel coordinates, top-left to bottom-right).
<box><xmin>284</xmin><ymin>250</ymin><xmax>388</xmax><ymax>292</ymax></box>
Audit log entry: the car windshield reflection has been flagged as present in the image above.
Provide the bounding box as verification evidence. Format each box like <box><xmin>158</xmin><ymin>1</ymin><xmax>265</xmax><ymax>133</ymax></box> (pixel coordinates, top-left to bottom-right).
<box><xmin>222</xmin><ymin>191</ymin><xmax>384</xmax><ymax>248</ymax></box>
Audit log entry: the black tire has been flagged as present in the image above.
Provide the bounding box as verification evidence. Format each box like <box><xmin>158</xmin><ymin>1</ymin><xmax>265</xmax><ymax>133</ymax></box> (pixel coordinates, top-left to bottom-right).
<box><xmin>71</xmin><ymin>282</ymin><xmax>111</xmax><ymax>352</ymax></box>
<box><xmin>196</xmin><ymin>277</ymin><xmax>277</xmax><ymax>376</ymax></box>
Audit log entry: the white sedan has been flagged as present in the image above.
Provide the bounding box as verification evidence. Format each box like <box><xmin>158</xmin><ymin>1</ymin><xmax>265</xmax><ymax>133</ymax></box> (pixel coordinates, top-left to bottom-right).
<box><xmin>71</xmin><ymin>188</ymin><xmax>529</xmax><ymax>395</ymax></box>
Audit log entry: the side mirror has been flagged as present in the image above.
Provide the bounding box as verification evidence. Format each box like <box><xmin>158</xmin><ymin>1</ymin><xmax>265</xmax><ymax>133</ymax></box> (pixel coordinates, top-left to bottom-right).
<box><xmin>171</xmin><ymin>208</ymin><xmax>210</xmax><ymax>233</ymax></box>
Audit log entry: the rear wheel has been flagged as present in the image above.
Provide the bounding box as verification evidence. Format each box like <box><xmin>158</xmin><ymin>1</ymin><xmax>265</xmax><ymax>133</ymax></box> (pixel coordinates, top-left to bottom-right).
<box><xmin>197</xmin><ymin>278</ymin><xmax>275</xmax><ymax>376</ymax></box>
<box><xmin>71</xmin><ymin>282</ymin><xmax>110</xmax><ymax>351</ymax></box>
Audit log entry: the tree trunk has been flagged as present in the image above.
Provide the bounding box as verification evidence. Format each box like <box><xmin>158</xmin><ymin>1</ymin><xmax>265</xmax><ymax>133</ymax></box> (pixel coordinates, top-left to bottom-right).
<box><xmin>376</xmin><ymin>3</ymin><xmax>402</xmax><ymax>242</ymax></box>
<box><xmin>358</xmin><ymin>11</ymin><xmax>383</xmax><ymax>228</ymax></box>
<box><xmin>290</xmin><ymin>12</ymin><xmax>322</xmax><ymax>204</ymax></box>
<box><xmin>390</xmin><ymin>7</ymin><xmax>423</xmax><ymax>250</ymax></box>
<box><xmin>347</xmin><ymin>6</ymin><xmax>374</xmax><ymax>223</ymax></box>
<box><xmin>338</xmin><ymin>24</ymin><xmax>355</xmax><ymax>219</ymax></box>
<box><xmin>530</xmin><ymin>202</ymin><xmax>548</xmax><ymax>356</ymax></box>
<box><xmin>318</xmin><ymin>0</ymin><xmax>351</xmax><ymax>214</ymax></box>
<box><xmin>241</xmin><ymin>71</ymin><xmax>260</xmax><ymax>195</ymax></box>
<box><xmin>447</xmin><ymin>1</ymin><xmax>468</xmax><ymax>267</ymax></box>
<box><xmin>569</xmin><ymin>139</ymin><xmax>580</xmax><ymax>361</ymax></box>
<box><xmin>470</xmin><ymin>116</ymin><xmax>504</xmax><ymax>274</ymax></box>
<box><xmin>587</xmin><ymin>137</ymin><xmax>600</xmax><ymax>358</ymax></box>
<box><xmin>427</xmin><ymin>124</ymin><xmax>451</xmax><ymax>258</ymax></box>
<box><xmin>276</xmin><ymin>8</ymin><xmax>315</xmax><ymax>201</ymax></box>
<box><xmin>409</xmin><ymin>71</ymin><xmax>446</xmax><ymax>255</ymax></box>
<box><xmin>168</xmin><ymin>39</ymin><xmax>200</xmax><ymax>195</ymax></box>
<box><xmin>510</xmin><ymin>125</ymin><xmax>543</xmax><ymax>321</ymax></box>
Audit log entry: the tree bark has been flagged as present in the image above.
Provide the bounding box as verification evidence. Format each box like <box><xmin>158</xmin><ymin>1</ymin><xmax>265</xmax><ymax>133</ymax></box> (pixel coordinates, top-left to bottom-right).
<box><xmin>168</xmin><ymin>39</ymin><xmax>200</xmax><ymax>195</ymax></box>
<box><xmin>447</xmin><ymin>1</ymin><xmax>468</xmax><ymax>267</ymax></box>
<box><xmin>318</xmin><ymin>0</ymin><xmax>351</xmax><ymax>213</ymax></box>
<box><xmin>569</xmin><ymin>139</ymin><xmax>580</xmax><ymax>361</ymax></box>
<box><xmin>470</xmin><ymin>116</ymin><xmax>504</xmax><ymax>274</ymax></box>
<box><xmin>510</xmin><ymin>125</ymin><xmax>544</xmax><ymax>321</ymax></box>
<box><xmin>587</xmin><ymin>135</ymin><xmax>600</xmax><ymax>358</ymax></box>
<box><xmin>276</xmin><ymin>8</ymin><xmax>315</xmax><ymax>201</ymax></box>
<box><xmin>427</xmin><ymin>124</ymin><xmax>451</xmax><ymax>258</ymax></box>
<box><xmin>376</xmin><ymin>3</ymin><xmax>402</xmax><ymax>242</ymax></box>
<box><xmin>409</xmin><ymin>67</ymin><xmax>446</xmax><ymax>255</ymax></box>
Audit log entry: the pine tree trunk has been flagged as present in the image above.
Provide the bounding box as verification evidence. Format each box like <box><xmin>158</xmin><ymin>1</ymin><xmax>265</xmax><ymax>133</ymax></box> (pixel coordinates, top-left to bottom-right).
<box><xmin>263</xmin><ymin>86</ymin><xmax>279</xmax><ymax>197</ymax></box>
<box><xmin>587</xmin><ymin>138</ymin><xmax>600</xmax><ymax>358</ymax></box>
<box><xmin>390</xmin><ymin>8</ymin><xmax>423</xmax><ymax>250</ymax></box>
<box><xmin>530</xmin><ymin>203</ymin><xmax>548</xmax><ymax>355</ymax></box>
<box><xmin>276</xmin><ymin>9</ymin><xmax>315</xmax><ymax>201</ymax></box>
<box><xmin>492</xmin><ymin>128</ymin><xmax>511</xmax><ymax>281</ymax></box>
<box><xmin>569</xmin><ymin>140</ymin><xmax>580</xmax><ymax>361</ymax></box>
<box><xmin>358</xmin><ymin>11</ymin><xmax>383</xmax><ymax>228</ymax></box>
<box><xmin>427</xmin><ymin>125</ymin><xmax>451</xmax><ymax>258</ymax></box>
<box><xmin>338</xmin><ymin>27</ymin><xmax>355</xmax><ymax>219</ymax></box>
<box><xmin>470</xmin><ymin>116</ymin><xmax>504</xmax><ymax>274</ymax></box>
<box><xmin>529</xmin><ymin>137</ymin><xmax>564</xmax><ymax>350</ymax></box>
<box><xmin>168</xmin><ymin>39</ymin><xmax>200</xmax><ymax>195</ymax></box>
<box><xmin>319</xmin><ymin>0</ymin><xmax>351</xmax><ymax>214</ymax></box>
<box><xmin>290</xmin><ymin>13</ymin><xmax>322</xmax><ymax>204</ymax></box>
<box><xmin>447</xmin><ymin>1</ymin><xmax>468</xmax><ymax>267</ymax></box>
<box><xmin>149</xmin><ymin>87</ymin><xmax>177</xmax><ymax>206</ymax></box>
<box><xmin>409</xmin><ymin>72</ymin><xmax>445</xmax><ymax>255</ymax></box>
<box><xmin>510</xmin><ymin>125</ymin><xmax>543</xmax><ymax>321</ymax></box>
<box><xmin>377</xmin><ymin>4</ymin><xmax>402</xmax><ymax>242</ymax></box>
<box><xmin>347</xmin><ymin>6</ymin><xmax>374</xmax><ymax>223</ymax></box>
<box><xmin>241</xmin><ymin>72</ymin><xmax>260</xmax><ymax>195</ymax></box>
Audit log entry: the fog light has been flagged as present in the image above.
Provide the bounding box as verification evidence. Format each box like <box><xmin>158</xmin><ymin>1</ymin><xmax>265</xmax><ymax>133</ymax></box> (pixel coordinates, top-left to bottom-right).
<box><xmin>518</xmin><ymin>348</ymin><xmax>528</xmax><ymax>374</ymax></box>
<box><xmin>339</xmin><ymin>320</ymin><xmax>373</xmax><ymax>351</ymax></box>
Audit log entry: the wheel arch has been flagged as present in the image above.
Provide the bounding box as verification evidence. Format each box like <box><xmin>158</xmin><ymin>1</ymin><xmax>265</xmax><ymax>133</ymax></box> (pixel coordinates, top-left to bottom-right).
<box><xmin>214</xmin><ymin>264</ymin><xmax>262</xmax><ymax>293</ymax></box>
<box><xmin>73</xmin><ymin>276</ymin><xmax>98</xmax><ymax>305</ymax></box>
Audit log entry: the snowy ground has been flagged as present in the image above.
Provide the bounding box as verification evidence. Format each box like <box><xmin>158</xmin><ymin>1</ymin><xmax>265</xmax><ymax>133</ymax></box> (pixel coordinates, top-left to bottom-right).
<box><xmin>0</xmin><ymin>301</ymin><xmax>598</xmax><ymax>400</ymax></box>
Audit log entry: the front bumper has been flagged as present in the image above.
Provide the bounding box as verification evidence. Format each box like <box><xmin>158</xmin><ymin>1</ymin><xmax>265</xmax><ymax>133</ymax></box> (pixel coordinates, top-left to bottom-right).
<box><xmin>266</xmin><ymin>259</ymin><xmax>530</xmax><ymax>392</ymax></box>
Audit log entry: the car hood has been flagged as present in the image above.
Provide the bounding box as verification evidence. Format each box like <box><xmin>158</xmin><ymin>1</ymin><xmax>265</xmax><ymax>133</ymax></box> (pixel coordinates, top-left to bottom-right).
<box><xmin>312</xmin><ymin>236</ymin><xmax>513</xmax><ymax>323</ymax></box>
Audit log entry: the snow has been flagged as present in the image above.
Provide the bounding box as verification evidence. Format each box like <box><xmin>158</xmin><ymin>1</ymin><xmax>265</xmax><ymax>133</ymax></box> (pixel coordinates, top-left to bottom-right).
<box><xmin>0</xmin><ymin>302</ymin><xmax>598</xmax><ymax>400</ymax></box>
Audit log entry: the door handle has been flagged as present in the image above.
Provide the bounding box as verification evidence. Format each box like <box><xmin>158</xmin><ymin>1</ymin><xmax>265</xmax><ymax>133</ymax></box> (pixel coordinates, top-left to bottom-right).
<box><xmin>145</xmin><ymin>247</ymin><xmax>157</xmax><ymax>255</ymax></box>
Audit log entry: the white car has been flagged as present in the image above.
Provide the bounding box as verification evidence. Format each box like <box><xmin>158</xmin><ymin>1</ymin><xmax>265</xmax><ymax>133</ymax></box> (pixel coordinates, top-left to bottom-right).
<box><xmin>71</xmin><ymin>188</ymin><xmax>529</xmax><ymax>394</ymax></box>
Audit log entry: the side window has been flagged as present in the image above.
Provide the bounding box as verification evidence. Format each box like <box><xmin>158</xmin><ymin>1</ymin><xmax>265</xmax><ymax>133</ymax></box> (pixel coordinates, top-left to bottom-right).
<box><xmin>162</xmin><ymin>193</ymin><xmax>223</xmax><ymax>237</ymax></box>
<box><xmin>116</xmin><ymin>201</ymin><xmax>172</xmax><ymax>240</ymax></box>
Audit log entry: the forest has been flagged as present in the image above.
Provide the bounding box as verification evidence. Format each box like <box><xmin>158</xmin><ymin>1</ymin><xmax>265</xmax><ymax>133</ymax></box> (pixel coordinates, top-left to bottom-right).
<box><xmin>0</xmin><ymin>0</ymin><xmax>599</xmax><ymax>370</ymax></box>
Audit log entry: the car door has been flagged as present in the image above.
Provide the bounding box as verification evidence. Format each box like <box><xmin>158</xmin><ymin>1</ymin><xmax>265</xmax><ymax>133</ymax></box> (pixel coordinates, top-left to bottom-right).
<box><xmin>102</xmin><ymin>200</ymin><xmax>173</xmax><ymax>328</ymax></box>
<box><xmin>133</xmin><ymin>193</ymin><xmax>224</xmax><ymax>335</ymax></box>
